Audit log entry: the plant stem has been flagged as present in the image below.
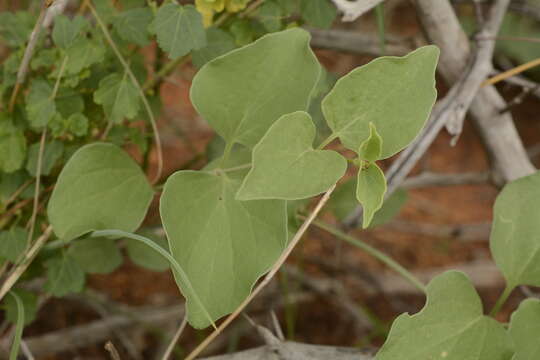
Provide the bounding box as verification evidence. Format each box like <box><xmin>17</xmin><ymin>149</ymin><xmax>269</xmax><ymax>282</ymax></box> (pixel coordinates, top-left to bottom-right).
<box><xmin>317</xmin><ymin>134</ymin><xmax>338</xmax><ymax>150</ymax></box>
<box><xmin>142</xmin><ymin>55</ymin><xmax>190</xmax><ymax>92</ymax></box>
<box><xmin>89</xmin><ymin>2</ymin><xmax>163</xmax><ymax>184</ymax></box>
<box><xmin>375</xmin><ymin>3</ymin><xmax>386</xmax><ymax>55</ymax></box>
<box><xmin>160</xmin><ymin>315</ymin><xmax>188</xmax><ymax>360</ymax></box>
<box><xmin>8</xmin><ymin>291</ymin><xmax>24</xmax><ymax>360</ymax></box>
<box><xmin>309</xmin><ymin>219</ymin><xmax>427</xmax><ymax>294</ymax></box>
<box><xmin>489</xmin><ymin>284</ymin><xmax>514</xmax><ymax>317</ymax></box>
<box><xmin>483</xmin><ymin>57</ymin><xmax>540</xmax><ymax>87</ymax></box>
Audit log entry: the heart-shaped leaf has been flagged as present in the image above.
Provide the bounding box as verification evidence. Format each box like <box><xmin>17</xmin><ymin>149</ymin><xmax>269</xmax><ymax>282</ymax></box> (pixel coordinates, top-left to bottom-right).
<box><xmin>160</xmin><ymin>171</ymin><xmax>287</xmax><ymax>328</ymax></box>
<box><xmin>237</xmin><ymin>111</ymin><xmax>347</xmax><ymax>200</ymax></box>
<box><xmin>322</xmin><ymin>46</ymin><xmax>439</xmax><ymax>158</ymax></box>
<box><xmin>376</xmin><ymin>271</ymin><xmax>513</xmax><ymax>360</ymax></box>
<box><xmin>356</xmin><ymin>162</ymin><xmax>386</xmax><ymax>228</ymax></box>
<box><xmin>509</xmin><ymin>298</ymin><xmax>540</xmax><ymax>360</ymax></box>
<box><xmin>190</xmin><ymin>28</ymin><xmax>320</xmax><ymax>149</ymax></box>
<box><xmin>490</xmin><ymin>171</ymin><xmax>540</xmax><ymax>288</ymax></box>
<box><xmin>48</xmin><ymin>143</ymin><xmax>153</xmax><ymax>241</ymax></box>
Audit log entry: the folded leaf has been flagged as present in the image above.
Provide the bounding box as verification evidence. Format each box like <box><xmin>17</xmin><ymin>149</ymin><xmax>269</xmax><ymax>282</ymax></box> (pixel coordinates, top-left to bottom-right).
<box><xmin>237</xmin><ymin>111</ymin><xmax>347</xmax><ymax>200</ymax></box>
<box><xmin>358</xmin><ymin>122</ymin><xmax>383</xmax><ymax>162</ymax></box>
<box><xmin>356</xmin><ymin>162</ymin><xmax>386</xmax><ymax>228</ymax></box>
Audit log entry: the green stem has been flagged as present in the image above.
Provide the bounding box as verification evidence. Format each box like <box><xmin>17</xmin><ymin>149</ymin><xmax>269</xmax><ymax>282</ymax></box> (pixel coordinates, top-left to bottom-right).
<box><xmin>90</xmin><ymin>230</ymin><xmax>217</xmax><ymax>329</ymax></box>
<box><xmin>309</xmin><ymin>219</ymin><xmax>427</xmax><ymax>294</ymax></box>
<box><xmin>489</xmin><ymin>284</ymin><xmax>514</xmax><ymax>317</ymax></box>
<box><xmin>375</xmin><ymin>4</ymin><xmax>386</xmax><ymax>55</ymax></box>
<box><xmin>8</xmin><ymin>291</ymin><xmax>24</xmax><ymax>360</ymax></box>
<box><xmin>143</xmin><ymin>55</ymin><xmax>189</xmax><ymax>91</ymax></box>
<box><xmin>317</xmin><ymin>134</ymin><xmax>338</xmax><ymax>150</ymax></box>
<box><xmin>220</xmin><ymin>141</ymin><xmax>234</xmax><ymax>168</ymax></box>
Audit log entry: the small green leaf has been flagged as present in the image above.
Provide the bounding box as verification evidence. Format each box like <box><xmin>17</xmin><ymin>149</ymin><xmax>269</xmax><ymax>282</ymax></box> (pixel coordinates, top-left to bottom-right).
<box><xmin>237</xmin><ymin>111</ymin><xmax>347</xmax><ymax>200</ymax></box>
<box><xmin>356</xmin><ymin>162</ymin><xmax>386</xmax><ymax>228</ymax></box>
<box><xmin>0</xmin><ymin>171</ymin><xmax>28</xmax><ymax>205</ymax></box>
<box><xmin>64</xmin><ymin>38</ymin><xmax>105</xmax><ymax>75</ymax></box>
<box><xmin>26</xmin><ymin>79</ymin><xmax>56</xmax><ymax>129</ymax></box>
<box><xmin>300</xmin><ymin>0</ymin><xmax>337</xmax><ymax>29</ymax></box>
<box><xmin>52</xmin><ymin>15</ymin><xmax>87</xmax><ymax>49</ymax></box>
<box><xmin>509</xmin><ymin>298</ymin><xmax>540</xmax><ymax>360</ymax></box>
<box><xmin>192</xmin><ymin>28</ymin><xmax>236</xmax><ymax>69</ymax></box>
<box><xmin>358</xmin><ymin>123</ymin><xmax>383</xmax><ymax>162</ymax></box>
<box><xmin>376</xmin><ymin>271</ymin><xmax>513</xmax><ymax>360</ymax></box>
<box><xmin>68</xmin><ymin>238</ymin><xmax>123</xmax><ymax>274</ymax></box>
<box><xmin>66</xmin><ymin>113</ymin><xmax>89</xmax><ymax>137</ymax></box>
<box><xmin>47</xmin><ymin>143</ymin><xmax>153</xmax><ymax>241</ymax></box>
<box><xmin>152</xmin><ymin>4</ymin><xmax>206</xmax><ymax>59</ymax></box>
<box><xmin>160</xmin><ymin>171</ymin><xmax>287</xmax><ymax>328</ymax></box>
<box><xmin>126</xmin><ymin>230</ymin><xmax>170</xmax><ymax>272</ymax></box>
<box><xmin>229</xmin><ymin>19</ymin><xmax>255</xmax><ymax>46</ymax></box>
<box><xmin>44</xmin><ymin>253</ymin><xmax>85</xmax><ymax>297</ymax></box>
<box><xmin>94</xmin><ymin>73</ymin><xmax>140</xmax><ymax>123</ymax></box>
<box><xmin>2</xmin><ymin>289</ymin><xmax>37</xmax><ymax>325</ymax></box>
<box><xmin>322</xmin><ymin>46</ymin><xmax>439</xmax><ymax>158</ymax></box>
<box><xmin>490</xmin><ymin>171</ymin><xmax>540</xmax><ymax>288</ymax></box>
<box><xmin>257</xmin><ymin>1</ymin><xmax>283</xmax><ymax>32</ymax></box>
<box><xmin>0</xmin><ymin>11</ymin><xmax>34</xmax><ymax>47</ymax></box>
<box><xmin>26</xmin><ymin>140</ymin><xmax>64</xmax><ymax>177</ymax></box>
<box><xmin>191</xmin><ymin>28</ymin><xmax>320</xmax><ymax>148</ymax></box>
<box><xmin>0</xmin><ymin>119</ymin><xmax>26</xmax><ymax>173</ymax></box>
<box><xmin>114</xmin><ymin>8</ymin><xmax>153</xmax><ymax>46</ymax></box>
<box><xmin>0</xmin><ymin>227</ymin><xmax>28</xmax><ymax>262</ymax></box>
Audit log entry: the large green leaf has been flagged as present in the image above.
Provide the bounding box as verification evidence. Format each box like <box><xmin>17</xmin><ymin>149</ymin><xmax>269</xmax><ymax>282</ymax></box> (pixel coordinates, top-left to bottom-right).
<box><xmin>376</xmin><ymin>271</ymin><xmax>513</xmax><ymax>360</ymax></box>
<box><xmin>152</xmin><ymin>4</ymin><xmax>206</xmax><ymax>59</ymax></box>
<box><xmin>509</xmin><ymin>298</ymin><xmax>540</xmax><ymax>360</ymax></box>
<box><xmin>47</xmin><ymin>143</ymin><xmax>153</xmax><ymax>241</ymax></box>
<box><xmin>68</xmin><ymin>238</ymin><xmax>123</xmax><ymax>274</ymax></box>
<box><xmin>44</xmin><ymin>253</ymin><xmax>85</xmax><ymax>297</ymax></box>
<box><xmin>490</xmin><ymin>171</ymin><xmax>540</xmax><ymax>288</ymax></box>
<box><xmin>190</xmin><ymin>28</ymin><xmax>320</xmax><ymax>149</ymax></box>
<box><xmin>94</xmin><ymin>73</ymin><xmax>140</xmax><ymax>124</ymax></box>
<box><xmin>160</xmin><ymin>171</ymin><xmax>287</xmax><ymax>328</ymax></box>
<box><xmin>356</xmin><ymin>162</ymin><xmax>386</xmax><ymax>228</ymax></box>
<box><xmin>237</xmin><ymin>111</ymin><xmax>347</xmax><ymax>200</ymax></box>
<box><xmin>322</xmin><ymin>46</ymin><xmax>439</xmax><ymax>158</ymax></box>
<box><xmin>114</xmin><ymin>8</ymin><xmax>153</xmax><ymax>46</ymax></box>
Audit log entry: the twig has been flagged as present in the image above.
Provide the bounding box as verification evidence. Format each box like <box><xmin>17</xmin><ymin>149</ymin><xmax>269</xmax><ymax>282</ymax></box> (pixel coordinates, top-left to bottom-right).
<box><xmin>483</xmin><ymin>58</ymin><xmax>540</xmax><ymax>87</ymax></box>
<box><xmin>89</xmin><ymin>2</ymin><xmax>163</xmax><ymax>184</ymax></box>
<box><xmin>402</xmin><ymin>171</ymin><xmax>490</xmax><ymax>188</ymax></box>
<box><xmin>105</xmin><ymin>341</ymin><xmax>122</xmax><ymax>360</ymax></box>
<box><xmin>184</xmin><ymin>185</ymin><xmax>336</xmax><ymax>360</ymax></box>
<box><xmin>160</xmin><ymin>315</ymin><xmax>188</xmax><ymax>360</ymax></box>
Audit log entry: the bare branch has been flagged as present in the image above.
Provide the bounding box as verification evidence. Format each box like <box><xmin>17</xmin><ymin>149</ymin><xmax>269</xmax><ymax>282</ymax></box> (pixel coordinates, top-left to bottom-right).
<box><xmin>331</xmin><ymin>0</ymin><xmax>385</xmax><ymax>22</ymax></box>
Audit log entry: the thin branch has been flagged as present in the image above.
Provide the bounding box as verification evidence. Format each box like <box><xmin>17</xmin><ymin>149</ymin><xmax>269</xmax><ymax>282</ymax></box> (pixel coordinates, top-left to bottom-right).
<box><xmin>402</xmin><ymin>171</ymin><xmax>490</xmax><ymax>188</ymax></box>
<box><xmin>105</xmin><ymin>341</ymin><xmax>122</xmax><ymax>360</ymax></box>
<box><xmin>483</xmin><ymin>57</ymin><xmax>540</xmax><ymax>87</ymax></box>
<box><xmin>160</xmin><ymin>315</ymin><xmax>188</xmax><ymax>360</ymax></box>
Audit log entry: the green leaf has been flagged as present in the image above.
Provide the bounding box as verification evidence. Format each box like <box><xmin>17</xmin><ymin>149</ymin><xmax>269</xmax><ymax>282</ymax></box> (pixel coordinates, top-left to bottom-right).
<box><xmin>2</xmin><ymin>289</ymin><xmax>37</xmax><ymax>325</ymax></box>
<box><xmin>68</xmin><ymin>238</ymin><xmax>123</xmax><ymax>274</ymax></box>
<box><xmin>191</xmin><ymin>28</ymin><xmax>320</xmax><ymax>148</ymax></box>
<box><xmin>66</xmin><ymin>113</ymin><xmax>89</xmax><ymax>137</ymax></box>
<box><xmin>257</xmin><ymin>1</ymin><xmax>283</xmax><ymax>32</ymax></box>
<box><xmin>44</xmin><ymin>253</ymin><xmax>85</xmax><ymax>297</ymax></box>
<box><xmin>490</xmin><ymin>171</ymin><xmax>540</xmax><ymax>288</ymax></box>
<box><xmin>25</xmin><ymin>140</ymin><xmax>64</xmax><ymax>177</ymax></box>
<box><xmin>47</xmin><ymin>143</ymin><xmax>153</xmax><ymax>241</ymax></box>
<box><xmin>52</xmin><ymin>15</ymin><xmax>87</xmax><ymax>49</ymax></box>
<box><xmin>375</xmin><ymin>271</ymin><xmax>513</xmax><ymax>360</ymax></box>
<box><xmin>237</xmin><ymin>111</ymin><xmax>347</xmax><ymax>200</ymax></box>
<box><xmin>26</xmin><ymin>79</ymin><xmax>56</xmax><ymax>129</ymax></box>
<box><xmin>356</xmin><ymin>162</ymin><xmax>386</xmax><ymax>228</ymax></box>
<box><xmin>64</xmin><ymin>38</ymin><xmax>105</xmax><ymax>75</ymax></box>
<box><xmin>0</xmin><ymin>118</ymin><xmax>26</xmax><ymax>173</ymax></box>
<box><xmin>0</xmin><ymin>227</ymin><xmax>28</xmax><ymax>262</ymax></box>
<box><xmin>160</xmin><ymin>171</ymin><xmax>287</xmax><ymax>328</ymax></box>
<box><xmin>126</xmin><ymin>230</ymin><xmax>170</xmax><ymax>272</ymax></box>
<box><xmin>370</xmin><ymin>188</ymin><xmax>408</xmax><ymax>228</ymax></box>
<box><xmin>0</xmin><ymin>171</ymin><xmax>28</xmax><ymax>205</ymax></box>
<box><xmin>114</xmin><ymin>8</ymin><xmax>153</xmax><ymax>46</ymax></box>
<box><xmin>509</xmin><ymin>298</ymin><xmax>540</xmax><ymax>360</ymax></box>
<box><xmin>300</xmin><ymin>0</ymin><xmax>337</xmax><ymax>29</ymax></box>
<box><xmin>322</xmin><ymin>46</ymin><xmax>439</xmax><ymax>158</ymax></box>
<box><xmin>56</xmin><ymin>88</ymin><xmax>85</xmax><ymax>118</ymax></box>
<box><xmin>358</xmin><ymin>122</ymin><xmax>383</xmax><ymax>162</ymax></box>
<box><xmin>94</xmin><ymin>73</ymin><xmax>140</xmax><ymax>123</ymax></box>
<box><xmin>152</xmin><ymin>4</ymin><xmax>206</xmax><ymax>59</ymax></box>
<box><xmin>192</xmin><ymin>28</ymin><xmax>236</xmax><ymax>69</ymax></box>
<box><xmin>0</xmin><ymin>11</ymin><xmax>34</xmax><ymax>48</ymax></box>
<box><xmin>229</xmin><ymin>19</ymin><xmax>255</xmax><ymax>46</ymax></box>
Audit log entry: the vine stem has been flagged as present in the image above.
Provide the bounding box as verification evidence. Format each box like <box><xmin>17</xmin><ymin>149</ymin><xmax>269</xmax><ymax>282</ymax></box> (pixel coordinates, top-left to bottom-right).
<box><xmin>308</xmin><ymin>218</ymin><xmax>427</xmax><ymax>294</ymax></box>
<box><xmin>7</xmin><ymin>291</ymin><xmax>24</xmax><ymax>360</ymax></box>
<box><xmin>489</xmin><ymin>284</ymin><xmax>514</xmax><ymax>317</ymax></box>
<box><xmin>89</xmin><ymin>2</ymin><xmax>163</xmax><ymax>184</ymax></box>
<box><xmin>160</xmin><ymin>315</ymin><xmax>188</xmax><ymax>360</ymax></box>
<box><xmin>483</xmin><ymin>57</ymin><xmax>540</xmax><ymax>87</ymax></box>
<box><xmin>183</xmin><ymin>184</ymin><xmax>336</xmax><ymax>360</ymax></box>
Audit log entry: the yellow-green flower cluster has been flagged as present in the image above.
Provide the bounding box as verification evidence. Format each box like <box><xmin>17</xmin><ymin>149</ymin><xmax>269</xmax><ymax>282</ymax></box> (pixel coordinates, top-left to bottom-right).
<box><xmin>195</xmin><ymin>0</ymin><xmax>250</xmax><ymax>26</ymax></box>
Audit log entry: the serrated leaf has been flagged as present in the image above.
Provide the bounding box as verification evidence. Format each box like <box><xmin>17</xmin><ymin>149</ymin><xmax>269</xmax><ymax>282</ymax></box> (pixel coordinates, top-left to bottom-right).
<box><xmin>300</xmin><ymin>0</ymin><xmax>337</xmax><ymax>29</ymax></box>
<box><xmin>64</xmin><ymin>38</ymin><xmax>105</xmax><ymax>75</ymax></box>
<box><xmin>191</xmin><ymin>28</ymin><xmax>320</xmax><ymax>148</ymax></box>
<box><xmin>2</xmin><ymin>289</ymin><xmax>37</xmax><ymax>325</ymax></box>
<box><xmin>359</xmin><ymin>122</ymin><xmax>383</xmax><ymax>162</ymax></box>
<box><xmin>26</xmin><ymin>80</ymin><xmax>56</xmax><ymax>129</ymax></box>
<box><xmin>56</xmin><ymin>88</ymin><xmax>85</xmax><ymax>118</ymax></box>
<box><xmin>160</xmin><ymin>171</ymin><xmax>287</xmax><ymax>328</ymax></box>
<box><xmin>257</xmin><ymin>1</ymin><xmax>283</xmax><ymax>32</ymax></box>
<box><xmin>356</xmin><ymin>162</ymin><xmax>386</xmax><ymax>228</ymax></box>
<box><xmin>94</xmin><ymin>73</ymin><xmax>140</xmax><ymax>123</ymax></box>
<box><xmin>0</xmin><ymin>11</ymin><xmax>34</xmax><ymax>47</ymax></box>
<box><xmin>237</xmin><ymin>111</ymin><xmax>347</xmax><ymax>200</ymax></box>
<box><xmin>0</xmin><ymin>227</ymin><xmax>28</xmax><ymax>262</ymax></box>
<box><xmin>152</xmin><ymin>4</ymin><xmax>206</xmax><ymax>59</ymax></box>
<box><xmin>192</xmin><ymin>27</ymin><xmax>236</xmax><ymax>69</ymax></box>
<box><xmin>376</xmin><ymin>271</ymin><xmax>513</xmax><ymax>360</ymax></box>
<box><xmin>44</xmin><ymin>253</ymin><xmax>85</xmax><ymax>297</ymax></box>
<box><xmin>47</xmin><ymin>143</ymin><xmax>154</xmax><ymax>241</ymax></box>
<box><xmin>68</xmin><ymin>238</ymin><xmax>123</xmax><ymax>274</ymax></box>
<box><xmin>490</xmin><ymin>171</ymin><xmax>540</xmax><ymax>288</ymax></box>
<box><xmin>26</xmin><ymin>140</ymin><xmax>64</xmax><ymax>177</ymax></box>
<box><xmin>126</xmin><ymin>230</ymin><xmax>170</xmax><ymax>272</ymax></box>
<box><xmin>52</xmin><ymin>15</ymin><xmax>87</xmax><ymax>49</ymax></box>
<box><xmin>322</xmin><ymin>46</ymin><xmax>439</xmax><ymax>158</ymax></box>
<box><xmin>66</xmin><ymin>113</ymin><xmax>89</xmax><ymax>137</ymax></box>
<box><xmin>114</xmin><ymin>8</ymin><xmax>153</xmax><ymax>46</ymax></box>
<box><xmin>0</xmin><ymin>118</ymin><xmax>26</xmax><ymax>173</ymax></box>
<box><xmin>509</xmin><ymin>298</ymin><xmax>540</xmax><ymax>360</ymax></box>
